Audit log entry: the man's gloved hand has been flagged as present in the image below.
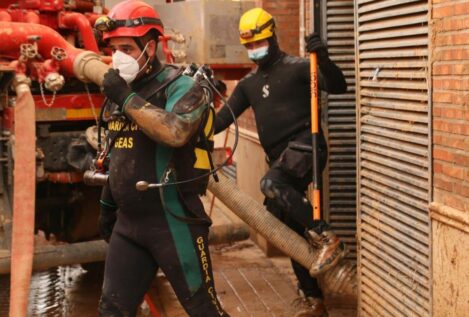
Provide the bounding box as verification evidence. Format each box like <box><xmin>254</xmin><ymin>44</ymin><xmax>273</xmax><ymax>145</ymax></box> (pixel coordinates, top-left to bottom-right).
<box><xmin>98</xmin><ymin>206</ymin><xmax>117</xmax><ymax>243</ymax></box>
<box><xmin>102</xmin><ymin>69</ymin><xmax>133</xmax><ymax>109</ymax></box>
<box><xmin>305</xmin><ymin>33</ymin><xmax>329</xmax><ymax>60</ymax></box>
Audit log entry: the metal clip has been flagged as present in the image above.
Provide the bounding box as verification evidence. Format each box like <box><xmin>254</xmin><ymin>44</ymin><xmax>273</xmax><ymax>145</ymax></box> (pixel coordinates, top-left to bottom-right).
<box><xmin>163</xmin><ymin>168</ymin><xmax>172</xmax><ymax>184</ymax></box>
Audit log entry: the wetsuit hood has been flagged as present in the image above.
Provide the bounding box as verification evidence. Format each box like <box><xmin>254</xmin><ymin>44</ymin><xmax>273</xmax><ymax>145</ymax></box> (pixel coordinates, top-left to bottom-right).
<box><xmin>254</xmin><ymin>35</ymin><xmax>283</xmax><ymax>69</ymax></box>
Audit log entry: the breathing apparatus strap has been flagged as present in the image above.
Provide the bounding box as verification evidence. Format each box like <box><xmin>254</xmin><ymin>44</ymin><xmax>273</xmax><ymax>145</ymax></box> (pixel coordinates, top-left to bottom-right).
<box><xmin>96</xmin><ymin>99</ymin><xmax>130</xmax><ymax>172</ymax></box>
<box><xmin>139</xmin><ymin>65</ymin><xmax>185</xmax><ymax>100</ymax></box>
<box><xmin>196</xmin><ymin>106</ymin><xmax>218</xmax><ymax>182</ymax></box>
<box><xmin>155</xmin><ymin>86</ymin><xmax>211</xmax><ymax>225</ymax></box>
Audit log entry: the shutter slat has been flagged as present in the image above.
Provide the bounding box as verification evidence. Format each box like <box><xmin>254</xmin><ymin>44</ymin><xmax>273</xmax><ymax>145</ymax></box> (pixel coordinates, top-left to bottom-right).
<box><xmin>361</xmin><ymin>169</ymin><xmax>428</xmax><ymax>201</ymax></box>
<box><xmin>361</xmin><ymin>187</ymin><xmax>429</xmax><ymax>223</ymax></box>
<box><xmin>361</xmin><ymin>240</ymin><xmax>429</xmax><ymax>286</ymax></box>
<box><xmin>358</xmin><ymin>0</ymin><xmax>422</xmax><ymax>14</ymax></box>
<box><xmin>361</xmin><ymin>151</ymin><xmax>428</xmax><ymax>178</ymax></box>
<box><xmin>358</xmin><ymin>3</ymin><xmax>427</xmax><ymax>23</ymax></box>
<box><xmin>359</xmin><ymin>14</ymin><xmax>427</xmax><ymax>32</ymax></box>
<box><xmin>361</xmin><ymin>97</ymin><xmax>428</xmax><ymax>112</ymax></box>
<box><xmin>361</xmin><ymin>125</ymin><xmax>428</xmax><ymax>146</ymax></box>
<box><xmin>361</xmin><ymin>143</ymin><xmax>428</xmax><ymax>167</ymax></box>
<box><xmin>361</xmin><ymin>115</ymin><xmax>428</xmax><ymax>134</ymax></box>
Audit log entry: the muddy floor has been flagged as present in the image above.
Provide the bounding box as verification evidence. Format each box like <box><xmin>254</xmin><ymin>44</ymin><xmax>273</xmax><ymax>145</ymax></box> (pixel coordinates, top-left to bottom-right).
<box><xmin>0</xmin><ymin>199</ymin><xmax>356</xmax><ymax>317</ymax></box>
<box><xmin>0</xmin><ymin>241</ymin><xmax>356</xmax><ymax>317</ymax></box>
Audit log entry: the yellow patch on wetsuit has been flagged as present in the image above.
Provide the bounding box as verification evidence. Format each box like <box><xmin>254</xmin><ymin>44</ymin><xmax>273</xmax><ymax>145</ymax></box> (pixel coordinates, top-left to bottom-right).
<box><xmin>196</xmin><ymin>236</ymin><xmax>211</xmax><ymax>283</ymax></box>
<box><xmin>108</xmin><ymin>121</ymin><xmax>138</xmax><ymax>132</ymax></box>
<box><xmin>196</xmin><ymin>236</ymin><xmax>224</xmax><ymax>315</ymax></box>
<box><xmin>114</xmin><ymin>137</ymin><xmax>134</xmax><ymax>149</ymax></box>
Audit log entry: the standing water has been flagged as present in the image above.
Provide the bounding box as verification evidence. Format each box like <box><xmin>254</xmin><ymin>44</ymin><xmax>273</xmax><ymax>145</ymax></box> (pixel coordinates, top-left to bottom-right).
<box><xmin>0</xmin><ymin>263</ymin><xmax>104</xmax><ymax>317</ymax></box>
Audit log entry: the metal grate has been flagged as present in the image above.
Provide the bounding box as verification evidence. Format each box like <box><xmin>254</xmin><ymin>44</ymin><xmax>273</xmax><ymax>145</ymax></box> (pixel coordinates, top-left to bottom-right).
<box><xmin>321</xmin><ymin>0</ymin><xmax>357</xmax><ymax>262</ymax></box>
<box><xmin>355</xmin><ymin>0</ymin><xmax>431</xmax><ymax>316</ymax></box>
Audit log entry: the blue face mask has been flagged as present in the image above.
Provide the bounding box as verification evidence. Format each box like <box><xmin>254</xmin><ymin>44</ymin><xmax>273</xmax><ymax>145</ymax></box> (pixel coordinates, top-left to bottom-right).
<box><xmin>247</xmin><ymin>46</ymin><xmax>269</xmax><ymax>60</ymax></box>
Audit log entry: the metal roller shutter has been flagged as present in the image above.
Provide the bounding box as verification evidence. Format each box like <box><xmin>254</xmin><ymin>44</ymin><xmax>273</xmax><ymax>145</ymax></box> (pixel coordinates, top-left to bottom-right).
<box><xmin>321</xmin><ymin>0</ymin><xmax>357</xmax><ymax>261</ymax></box>
<box><xmin>355</xmin><ymin>0</ymin><xmax>431</xmax><ymax>316</ymax></box>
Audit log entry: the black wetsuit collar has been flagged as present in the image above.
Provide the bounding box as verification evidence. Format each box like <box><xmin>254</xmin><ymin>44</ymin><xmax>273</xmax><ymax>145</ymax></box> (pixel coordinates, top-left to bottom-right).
<box><xmin>130</xmin><ymin>58</ymin><xmax>163</xmax><ymax>90</ymax></box>
<box><xmin>256</xmin><ymin>50</ymin><xmax>285</xmax><ymax>73</ymax></box>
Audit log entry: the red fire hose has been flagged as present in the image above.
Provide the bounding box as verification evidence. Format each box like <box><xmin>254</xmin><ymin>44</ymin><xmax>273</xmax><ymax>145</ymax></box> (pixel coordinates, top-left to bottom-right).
<box><xmin>9</xmin><ymin>74</ymin><xmax>37</xmax><ymax>317</ymax></box>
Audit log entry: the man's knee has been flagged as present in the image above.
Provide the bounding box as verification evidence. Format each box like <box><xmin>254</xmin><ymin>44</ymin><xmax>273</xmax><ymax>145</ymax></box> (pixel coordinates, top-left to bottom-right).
<box><xmin>260</xmin><ymin>177</ymin><xmax>278</xmax><ymax>199</ymax></box>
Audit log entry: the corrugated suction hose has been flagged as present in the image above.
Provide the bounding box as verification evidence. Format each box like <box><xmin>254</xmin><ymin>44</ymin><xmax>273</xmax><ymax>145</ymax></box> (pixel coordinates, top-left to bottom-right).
<box><xmin>208</xmin><ymin>173</ymin><xmax>357</xmax><ymax>302</ymax></box>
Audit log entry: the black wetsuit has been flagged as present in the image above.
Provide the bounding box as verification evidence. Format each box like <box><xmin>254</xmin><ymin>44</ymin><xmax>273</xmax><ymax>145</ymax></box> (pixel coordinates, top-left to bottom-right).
<box><xmin>99</xmin><ymin>64</ymin><xmax>228</xmax><ymax>317</ymax></box>
<box><xmin>215</xmin><ymin>44</ymin><xmax>347</xmax><ymax>298</ymax></box>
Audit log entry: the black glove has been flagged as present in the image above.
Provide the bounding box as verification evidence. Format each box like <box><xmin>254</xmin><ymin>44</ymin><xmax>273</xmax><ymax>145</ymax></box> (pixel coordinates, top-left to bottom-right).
<box><xmin>305</xmin><ymin>33</ymin><xmax>329</xmax><ymax>60</ymax></box>
<box><xmin>102</xmin><ymin>69</ymin><xmax>133</xmax><ymax>110</ymax></box>
<box><xmin>98</xmin><ymin>205</ymin><xmax>117</xmax><ymax>243</ymax></box>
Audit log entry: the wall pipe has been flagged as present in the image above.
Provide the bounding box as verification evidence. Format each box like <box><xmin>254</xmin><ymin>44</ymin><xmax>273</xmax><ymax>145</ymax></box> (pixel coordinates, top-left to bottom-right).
<box><xmin>60</xmin><ymin>12</ymin><xmax>99</xmax><ymax>53</ymax></box>
<box><xmin>0</xmin><ymin>21</ymin><xmax>106</xmax><ymax>77</ymax></box>
<box><xmin>0</xmin><ymin>10</ymin><xmax>12</xmax><ymax>22</ymax></box>
<box><xmin>0</xmin><ymin>224</ymin><xmax>249</xmax><ymax>274</ymax></box>
<box><xmin>24</xmin><ymin>11</ymin><xmax>40</xmax><ymax>24</ymax></box>
<box><xmin>0</xmin><ymin>21</ymin><xmax>82</xmax><ymax>76</ymax></box>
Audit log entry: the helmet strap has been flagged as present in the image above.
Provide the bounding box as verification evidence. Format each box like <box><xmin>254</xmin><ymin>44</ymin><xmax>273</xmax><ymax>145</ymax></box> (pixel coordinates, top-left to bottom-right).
<box><xmin>134</xmin><ymin>37</ymin><xmax>149</xmax><ymax>60</ymax></box>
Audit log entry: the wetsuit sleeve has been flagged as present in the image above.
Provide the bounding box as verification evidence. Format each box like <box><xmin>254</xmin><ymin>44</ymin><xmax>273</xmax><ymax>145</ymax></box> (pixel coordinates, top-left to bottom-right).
<box><xmin>302</xmin><ymin>56</ymin><xmax>347</xmax><ymax>94</ymax></box>
<box><xmin>214</xmin><ymin>82</ymin><xmax>250</xmax><ymax>134</ymax></box>
<box><xmin>122</xmin><ymin>76</ymin><xmax>207</xmax><ymax>147</ymax></box>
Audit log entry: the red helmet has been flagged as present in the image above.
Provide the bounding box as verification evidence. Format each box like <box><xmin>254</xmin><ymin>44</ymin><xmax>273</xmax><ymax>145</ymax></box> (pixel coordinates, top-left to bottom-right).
<box><xmin>97</xmin><ymin>0</ymin><xmax>164</xmax><ymax>40</ymax></box>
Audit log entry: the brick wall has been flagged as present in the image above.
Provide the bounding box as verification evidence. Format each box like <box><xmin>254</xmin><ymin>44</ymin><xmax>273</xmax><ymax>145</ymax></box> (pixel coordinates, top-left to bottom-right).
<box><xmin>432</xmin><ymin>0</ymin><xmax>469</xmax><ymax>212</ymax></box>
<box><xmin>263</xmin><ymin>0</ymin><xmax>300</xmax><ymax>55</ymax></box>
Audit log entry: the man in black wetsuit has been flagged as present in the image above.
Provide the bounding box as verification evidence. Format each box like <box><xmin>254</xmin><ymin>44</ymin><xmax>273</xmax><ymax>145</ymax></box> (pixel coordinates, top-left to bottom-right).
<box><xmin>95</xmin><ymin>1</ymin><xmax>228</xmax><ymax>316</ymax></box>
<box><xmin>215</xmin><ymin>8</ymin><xmax>347</xmax><ymax>317</ymax></box>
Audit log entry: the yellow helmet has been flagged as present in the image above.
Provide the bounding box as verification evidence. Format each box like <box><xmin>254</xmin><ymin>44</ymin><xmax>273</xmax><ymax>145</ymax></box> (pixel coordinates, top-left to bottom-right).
<box><xmin>239</xmin><ymin>8</ymin><xmax>275</xmax><ymax>45</ymax></box>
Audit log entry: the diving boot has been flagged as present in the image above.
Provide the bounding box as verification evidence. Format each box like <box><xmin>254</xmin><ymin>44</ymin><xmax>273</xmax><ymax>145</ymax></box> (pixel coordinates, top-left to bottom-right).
<box><xmin>291</xmin><ymin>291</ymin><xmax>327</xmax><ymax>317</ymax></box>
<box><xmin>306</xmin><ymin>230</ymin><xmax>347</xmax><ymax>276</ymax></box>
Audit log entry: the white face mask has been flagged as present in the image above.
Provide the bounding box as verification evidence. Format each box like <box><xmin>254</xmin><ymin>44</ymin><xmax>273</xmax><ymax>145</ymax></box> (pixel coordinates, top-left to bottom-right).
<box><xmin>112</xmin><ymin>42</ymin><xmax>151</xmax><ymax>84</ymax></box>
<box><xmin>247</xmin><ymin>46</ymin><xmax>269</xmax><ymax>61</ymax></box>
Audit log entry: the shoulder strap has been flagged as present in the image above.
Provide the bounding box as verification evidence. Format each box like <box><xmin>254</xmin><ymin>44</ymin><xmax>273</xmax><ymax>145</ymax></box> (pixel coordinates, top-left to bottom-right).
<box><xmin>139</xmin><ymin>65</ymin><xmax>185</xmax><ymax>101</ymax></box>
